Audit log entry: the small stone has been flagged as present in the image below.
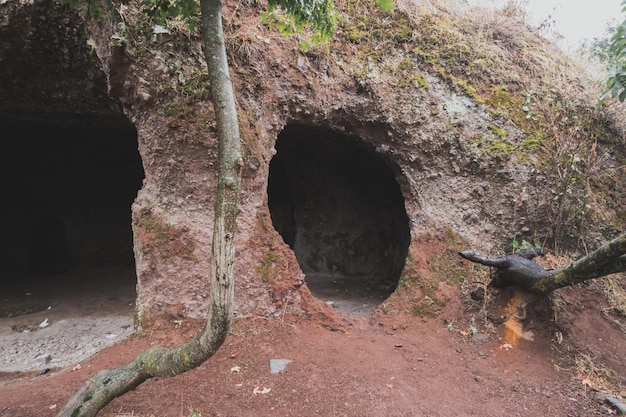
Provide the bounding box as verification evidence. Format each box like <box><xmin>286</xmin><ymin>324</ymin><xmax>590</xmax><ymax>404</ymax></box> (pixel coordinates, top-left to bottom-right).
<box><xmin>474</xmin><ymin>375</ymin><xmax>483</xmax><ymax>382</ymax></box>
<box><xmin>487</xmin><ymin>314</ymin><xmax>508</xmax><ymax>324</ymax></box>
<box><xmin>472</xmin><ymin>333</ymin><xmax>489</xmax><ymax>345</ymax></box>
<box><xmin>594</xmin><ymin>392</ymin><xmax>607</xmax><ymax>403</ymax></box>
<box><xmin>606</xmin><ymin>396</ymin><xmax>626</xmax><ymax>414</ymax></box>
<box><xmin>269</xmin><ymin>359</ymin><xmax>292</xmax><ymax>374</ymax></box>
<box><xmin>35</xmin><ymin>353</ymin><xmax>51</xmax><ymax>365</ymax></box>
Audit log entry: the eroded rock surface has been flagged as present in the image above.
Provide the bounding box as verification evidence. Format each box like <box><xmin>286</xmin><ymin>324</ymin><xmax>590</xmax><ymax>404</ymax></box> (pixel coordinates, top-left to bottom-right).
<box><xmin>1</xmin><ymin>0</ymin><xmax>624</xmax><ymax>322</ymax></box>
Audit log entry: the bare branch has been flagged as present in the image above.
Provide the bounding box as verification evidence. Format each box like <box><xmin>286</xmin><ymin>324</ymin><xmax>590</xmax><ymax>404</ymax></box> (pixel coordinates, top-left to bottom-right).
<box><xmin>459</xmin><ymin>233</ymin><xmax>626</xmax><ymax>294</ymax></box>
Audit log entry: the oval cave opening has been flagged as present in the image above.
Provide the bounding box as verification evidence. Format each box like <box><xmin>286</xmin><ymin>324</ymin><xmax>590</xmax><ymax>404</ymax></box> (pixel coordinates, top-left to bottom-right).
<box><xmin>267</xmin><ymin>124</ymin><xmax>410</xmax><ymax>315</ymax></box>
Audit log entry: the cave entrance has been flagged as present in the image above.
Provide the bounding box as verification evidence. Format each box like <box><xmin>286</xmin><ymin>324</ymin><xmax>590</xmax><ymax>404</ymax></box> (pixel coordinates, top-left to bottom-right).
<box><xmin>0</xmin><ymin>0</ymin><xmax>144</xmax><ymax>329</ymax></box>
<box><xmin>0</xmin><ymin>123</ymin><xmax>144</xmax><ymax>320</ymax></box>
<box><xmin>267</xmin><ymin>124</ymin><xmax>410</xmax><ymax>315</ymax></box>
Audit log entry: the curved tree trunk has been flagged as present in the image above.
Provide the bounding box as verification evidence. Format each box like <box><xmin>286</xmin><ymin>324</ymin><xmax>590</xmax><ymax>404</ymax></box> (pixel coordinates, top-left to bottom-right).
<box><xmin>56</xmin><ymin>0</ymin><xmax>242</xmax><ymax>415</ymax></box>
<box><xmin>459</xmin><ymin>232</ymin><xmax>626</xmax><ymax>294</ymax></box>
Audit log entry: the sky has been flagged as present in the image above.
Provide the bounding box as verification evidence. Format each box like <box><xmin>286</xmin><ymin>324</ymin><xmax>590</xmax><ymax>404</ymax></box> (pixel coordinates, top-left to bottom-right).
<box><xmin>466</xmin><ymin>0</ymin><xmax>625</xmax><ymax>48</ymax></box>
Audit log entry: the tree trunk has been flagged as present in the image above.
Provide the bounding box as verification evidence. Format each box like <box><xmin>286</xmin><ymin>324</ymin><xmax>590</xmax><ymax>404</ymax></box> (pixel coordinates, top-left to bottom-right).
<box><xmin>459</xmin><ymin>232</ymin><xmax>626</xmax><ymax>294</ymax></box>
<box><xmin>56</xmin><ymin>0</ymin><xmax>242</xmax><ymax>415</ymax></box>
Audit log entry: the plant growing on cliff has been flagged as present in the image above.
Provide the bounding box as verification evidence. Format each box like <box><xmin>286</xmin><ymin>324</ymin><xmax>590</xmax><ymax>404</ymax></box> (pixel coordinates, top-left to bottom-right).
<box><xmin>601</xmin><ymin>0</ymin><xmax>626</xmax><ymax>102</ymax></box>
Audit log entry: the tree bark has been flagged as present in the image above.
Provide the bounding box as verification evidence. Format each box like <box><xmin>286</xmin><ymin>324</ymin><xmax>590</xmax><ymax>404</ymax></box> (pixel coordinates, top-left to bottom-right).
<box><xmin>56</xmin><ymin>0</ymin><xmax>242</xmax><ymax>415</ymax></box>
<box><xmin>459</xmin><ymin>232</ymin><xmax>626</xmax><ymax>294</ymax></box>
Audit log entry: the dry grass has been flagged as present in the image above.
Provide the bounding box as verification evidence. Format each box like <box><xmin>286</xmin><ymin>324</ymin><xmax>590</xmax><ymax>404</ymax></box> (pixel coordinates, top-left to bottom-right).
<box><xmin>601</xmin><ymin>276</ymin><xmax>626</xmax><ymax>335</ymax></box>
<box><xmin>575</xmin><ymin>353</ymin><xmax>626</xmax><ymax>398</ymax></box>
<box><xmin>225</xmin><ymin>27</ymin><xmax>267</xmax><ymax>66</ymax></box>
<box><xmin>346</xmin><ymin>1</ymin><xmax>626</xmax><ymax>249</ymax></box>
<box><xmin>603</xmin><ymin>276</ymin><xmax>626</xmax><ymax>317</ymax></box>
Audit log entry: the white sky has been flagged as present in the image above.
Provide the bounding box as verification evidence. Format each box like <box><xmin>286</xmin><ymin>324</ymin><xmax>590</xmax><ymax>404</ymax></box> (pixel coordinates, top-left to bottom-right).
<box><xmin>466</xmin><ymin>0</ymin><xmax>625</xmax><ymax>47</ymax></box>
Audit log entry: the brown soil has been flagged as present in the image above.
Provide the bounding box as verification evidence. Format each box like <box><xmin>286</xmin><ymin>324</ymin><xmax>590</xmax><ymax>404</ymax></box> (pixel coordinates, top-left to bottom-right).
<box><xmin>1</xmin><ymin>271</ymin><xmax>625</xmax><ymax>417</ymax></box>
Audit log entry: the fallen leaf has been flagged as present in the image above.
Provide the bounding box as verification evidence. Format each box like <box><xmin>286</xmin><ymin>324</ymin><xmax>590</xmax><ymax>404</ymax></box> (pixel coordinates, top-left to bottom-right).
<box><xmin>253</xmin><ymin>386</ymin><xmax>271</xmax><ymax>395</ymax></box>
<box><xmin>521</xmin><ymin>330</ymin><xmax>534</xmax><ymax>341</ymax></box>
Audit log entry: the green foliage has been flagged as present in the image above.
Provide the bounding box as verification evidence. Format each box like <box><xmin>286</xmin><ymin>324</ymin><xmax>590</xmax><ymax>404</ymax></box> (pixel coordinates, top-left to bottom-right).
<box><xmin>267</xmin><ymin>0</ymin><xmax>337</xmax><ymax>40</ymax></box>
<box><xmin>372</xmin><ymin>0</ymin><xmax>394</xmax><ymax>12</ymax></box>
<box><xmin>602</xmin><ymin>0</ymin><xmax>626</xmax><ymax>102</ymax></box>
<box><xmin>59</xmin><ymin>0</ymin><xmax>112</xmax><ymax>20</ymax></box>
<box><xmin>508</xmin><ymin>238</ymin><xmax>540</xmax><ymax>254</ymax></box>
<box><xmin>64</xmin><ymin>0</ymin><xmax>391</xmax><ymax>52</ymax></box>
<box><xmin>141</xmin><ymin>0</ymin><xmax>340</xmax><ymax>49</ymax></box>
<box><xmin>140</xmin><ymin>0</ymin><xmax>200</xmax><ymax>30</ymax></box>
<box><xmin>261</xmin><ymin>8</ymin><xmax>336</xmax><ymax>51</ymax></box>
<box><xmin>583</xmin><ymin>22</ymin><xmax>619</xmax><ymax>64</ymax></box>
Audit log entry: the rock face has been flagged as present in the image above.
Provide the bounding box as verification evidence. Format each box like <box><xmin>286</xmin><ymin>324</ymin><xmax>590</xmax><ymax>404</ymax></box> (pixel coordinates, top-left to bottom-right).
<box><xmin>1</xmin><ymin>0</ymin><xmax>624</xmax><ymax>320</ymax></box>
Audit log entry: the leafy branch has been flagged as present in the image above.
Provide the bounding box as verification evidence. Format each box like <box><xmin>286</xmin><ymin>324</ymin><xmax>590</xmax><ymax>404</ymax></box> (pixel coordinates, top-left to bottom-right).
<box><xmin>601</xmin><ymin>0</ymin><xmax>626</xmax><ymax>102</ymax></box>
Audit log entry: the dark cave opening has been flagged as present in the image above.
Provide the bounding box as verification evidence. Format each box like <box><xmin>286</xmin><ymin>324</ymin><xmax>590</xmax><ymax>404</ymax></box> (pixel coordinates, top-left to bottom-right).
<box><xmin>267</xmin><ymin>124</ymin><xmax>410</xmax><ymax>315</ymax></box>
<box><xmin>0</xmin><ymin>123</ymin><xmax>144</xmax><ymax>317</ymax></box>
<box><xmin>0</xmin><ymin>0</ymin><xmax>145</xmax><ymax>319</ymax></box>
<box><xmin>28</xmin><ymin>213</ymin><xmax>69</xmax><ymax>275</ymax></box>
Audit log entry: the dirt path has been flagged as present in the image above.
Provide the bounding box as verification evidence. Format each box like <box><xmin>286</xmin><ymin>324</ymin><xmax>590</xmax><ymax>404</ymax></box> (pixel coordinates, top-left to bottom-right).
<box><xmin>2</xmin><ymin>278</ymin><xmax>625</xmax><ymax>416</ymax></box>
<box><xmin>0</xmin><ymin>314</ymin><xmax>607</xmax><ymax>417</ymax></box>
<box><xmin>1</xmin><ymin>266</ymin><xmax>625</xmax><ymax>417</ymax></box>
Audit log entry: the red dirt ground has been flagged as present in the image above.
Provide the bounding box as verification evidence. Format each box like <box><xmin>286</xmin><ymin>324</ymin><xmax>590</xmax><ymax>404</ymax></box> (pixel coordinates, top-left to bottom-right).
<box><xmin>1</xmin><ymin>278</ymin><xmax>625</xmax><ymax>417</ymax></box>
